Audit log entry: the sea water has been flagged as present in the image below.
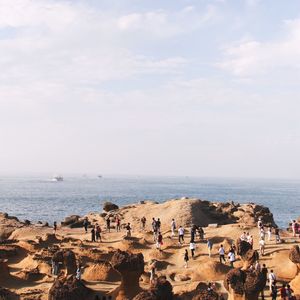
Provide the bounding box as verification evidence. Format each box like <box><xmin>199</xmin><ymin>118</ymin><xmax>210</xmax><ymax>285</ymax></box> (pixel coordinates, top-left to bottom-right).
<box><xmin>0</xmin><ymin>175</ymin><xmax>299</xmax><ymax>228</ymax></box>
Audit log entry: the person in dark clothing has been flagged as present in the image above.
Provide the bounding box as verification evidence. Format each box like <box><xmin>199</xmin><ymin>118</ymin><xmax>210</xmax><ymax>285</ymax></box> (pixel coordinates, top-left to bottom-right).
<box><xmin>83</xmin><ymin>218</ymin><xmax>88</xmax><ymax>233</ymax></box>
<box><xmin>271</xmin><ymin>282</ymin><xmax>277</xmax><ymax>300</ymax></box>
<box><xmin>91</xmin><ymin>227</ymin><xmax>96</xmax><ymax>242</ymax></box>
<box><xmin>156</xmin><ymin>218</ymin><xmax>161</xmax><ymax>231</ymax></box>
<box><xmin>53</xmin><ymin>221</ymin><xmax>57</xmax><ymax>233</ymax></box>
<box><xmin>198</xmin><ymin>227</ymin><xmax>204</xmax><ymax>240</ymax></box>
<box><xmin>106</xmin><ymin>218</ymin><xmax>111</xmax><ymax>232</ymax></box>
<box><xmin>96</xmin><ymin>224</ymin><xmax>102</xmax><ymax>242</ymax></box>
<box><xmin>116</xmin><ymin>216</ymin><xmax>121</xmax><ymax>232</ymax></box>
<box><xmin>190</xmin><ymin>225</ymin><xmax>196</xmax><ymax>243</ymax></box>
<box><xmin>184</xmin><ymin>249</ymin><xmax>189</xmax><ymax>268</ymax></box>
<box><xmin>261</xmin><ymin>263</ymin><xmax>268</xmax><ymax>300</ymax></box>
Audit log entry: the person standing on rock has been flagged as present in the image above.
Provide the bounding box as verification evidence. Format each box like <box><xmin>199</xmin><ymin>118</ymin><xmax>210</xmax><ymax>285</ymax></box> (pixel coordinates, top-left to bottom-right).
<box><xmin>126</xmin><ymin>223</ymin><xmax>131</xmax><ymax>237</ymax></box>
<box><xmin>53</xmin><ymin>221</ymin><xmax>57</xmax><ymax>233</ymax></box>
<box><xmin>91</xmin><ymin>226</ymin><xmax>96</xmax><ymax>242</ymax></box>
<box><xmin>116</xmin><ymin>216</ymin><xmax>121</xmax><ymax>232</ymax></box>
<box><xmin>218</xmin><ymin>244</ymin><xmax>226</xmax><ymax>263</ymax></box>
<box><xmin>141</xmin><ymin>216</ymin><xmax>146</xmax><ymax>230</ymax></box>
<box><xmin>171</xmin><ymin>218</ymin><xmax>176</xmax><ymax>237</ymax></box>
<box><xmin>207</xmin><ymin>239</ymin><xmax>213</xmax><ymax>257</ymax></box>
<box><xmin>178</xmin><ymin>225</ymin><xmax>185</xmax><ymax>245</ymax></box>
<box><xmin>96</xmin><ymin>224</ymin><xmax>102</xmax><ymax>242</ymax></box>
<box><xmin>184</xmin><ymin>249</ymin><xmax>189</xmax><ymax>268</ymax></box>
<box><xmin>275</xmin><ymin>228</ymin><xmax>280</xmax><ymax>243</ymax></box>
<box><xmin>106</xmin><ymin>217</ymin><xmax>111</xmax><ymax>233</ymax></box>
<box><xmin>189</xmin><ymin>241</ymin><xmax>196</xmax><ymax>258</ymax></box>
<box><xmin>83</xmin><ymin>218</ymin><xmax>88</xmax><ymax>233</ymax></box>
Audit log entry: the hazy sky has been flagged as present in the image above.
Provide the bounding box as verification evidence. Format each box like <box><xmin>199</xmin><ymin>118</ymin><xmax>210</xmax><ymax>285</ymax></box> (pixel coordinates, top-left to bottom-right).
<box><xmin>0</xmin><ymin>0</ymin><xmax>300</xmax><ymax>178</ymax></box>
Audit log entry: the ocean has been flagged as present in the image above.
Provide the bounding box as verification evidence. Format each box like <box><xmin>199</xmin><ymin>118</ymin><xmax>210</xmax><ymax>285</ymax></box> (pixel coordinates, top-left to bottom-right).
<box><xmin>0</xmin><ymin>175</ymin><xmax>299</xmax><ymax>228</ymax></box>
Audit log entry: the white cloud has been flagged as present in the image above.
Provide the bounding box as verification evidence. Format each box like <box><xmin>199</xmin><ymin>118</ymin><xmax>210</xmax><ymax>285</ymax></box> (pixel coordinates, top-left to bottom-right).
<box><xmin>218</xmin><ymin>18</ymin><xmax>300</xmax><ymax>76</ymax></box>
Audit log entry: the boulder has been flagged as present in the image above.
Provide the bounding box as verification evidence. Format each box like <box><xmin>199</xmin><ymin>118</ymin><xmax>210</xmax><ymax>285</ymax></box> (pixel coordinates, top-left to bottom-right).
<box><xmin>82</xmin><ymin>261</ymin><xmax>120</xmax><ymax>281</ymax></box>
<box><xmin>103</xmin><ymin>202</ymin><xmax>119</xmax><ymax>212</ymax></box>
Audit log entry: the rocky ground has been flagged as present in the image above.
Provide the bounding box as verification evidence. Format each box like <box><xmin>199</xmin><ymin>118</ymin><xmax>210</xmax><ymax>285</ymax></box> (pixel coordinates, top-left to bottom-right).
<box><xmin>0</xmin><ymin>198</ymin><xmax>298</xmax><ymax>300</ymax></box>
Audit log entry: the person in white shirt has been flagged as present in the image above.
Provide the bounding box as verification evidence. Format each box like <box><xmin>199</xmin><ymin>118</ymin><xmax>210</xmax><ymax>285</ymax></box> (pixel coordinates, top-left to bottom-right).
<box><xmin>218</xmin><ymin>244</ymin><xmax>226</xmax><ymax>263</ymax></box>
<box><xmin>228</xmin><ymin>250</ymin><xmax>235</xmax><ymax>267</ymax></box>
<box><xmin>268</xmin><ymin>227</ymin><xmax>272</xmax><ymax>241</ymax></box>
<box><xmin>171</xmin><ymin>219</ymin><xmax>176</xmax><ymax>237</ymax></box>
<box><xmin>189</xmin><ymin>242</ymin><xmax>196</xmax><ymax>258</ymax></box>
<box><xmin>260</xmin><ymin>228</ymin><xmax>265</xmax><ymax>240</ymax></box>
<box><xmin>259</xmin><ymin>238</ymin><xmax>265</xmax><ymax>256</ymax></box>
<box><xmin>268</xmin><ymin>270</ymin><xmax>276</xmax><ymax>291</ymax></box>
<box><xmin>178</xmin><ymin>226</ymin><xmax>185</xmax><ymax>245</ymax></box>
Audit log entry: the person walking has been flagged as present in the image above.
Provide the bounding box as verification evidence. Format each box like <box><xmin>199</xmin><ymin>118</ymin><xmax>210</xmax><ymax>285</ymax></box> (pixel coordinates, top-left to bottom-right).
<box><xmin>268</xmin><ymin>227</ymin><xmax>272</xmax><ymax>241</ymax></box>
<box><xmin>96</xmin><ymin>224</ymin><xmax>102</xmax><ymax>242</ymax></box>
<box><xmin>286</xmin><ymin>284</ymin><xmax>294</xmax><ymax>300</ymax></box>
<box><xmin>156</xmin><ymin>218</ymin><xmax>161</xmax><ymax>231</ymax></box>
<box><xmin>171</xmin><ymin>219</ymin><xmax>176</xmax><ymax>237</ymax></box>
<box><xmin>150</xmin><ymin>262</ymin><xmax>156</xmax><ymax>284</ymax></box>
<box><xmin>184</xmin><ymin>249</ymin><xmax>189</xmax><ymax>268</ymax></box>
<box><xmin>207</xmin><ymin>239</ymin><xmax>213</xmax><ymax>257</ymax></box>
<box><xmin>91</xmin><ymin>227</ymin><xmax>96</xmax><ymax>242</ymax></box>
<box><xmin>259</xmin><ymin>238</ymin><xmax>265</xmax><ymax>256</ymax></box>
<box><xmin>152</xmin><ymin>218</ymin><xmax>157</xmax><ymax>241</ymax></box>
<box><xmin>178</xmin><ymin>226</ymin><xmax>185</xmax><ymax>245</ymax></box>
<box><xmin>198</xmin><ymin>227</ymin><xmax>204</xmax><ymax>240</ymax></box>
<box><xmin>268</xmin><ymin>270</ymin><xmax>276</xmax><ymax>292</ymax></box>
<box><xmin>280</xmin><ymin>284</ymin><xmax>287</xmax><ymax>300</ymax></box>
<box><xmin>271</xmin><ymin>282</ymin><xmax>278</xmax><ymax>300</ymax></box>
<box><xmin>190</xmin><ymin>226</ymin><xmax>196</xmax><ymax>243</ymax></box>
<box><xmin>228</xmin><ymin>249</ymin><xmax>235</xmax><ymax>268</ymax></box>
<box><xmin>261</xmin><ymin>264</ymin><xmax>268</xmax><ymax>300</ymax></box>
<box><xmin>156</xmin><ymin>232</ymin><xmax>163</xmax><ymax>250</ymax></box>
<box><xmin>219</xmin><ymin>244</ymin><xmax>226</xmax><ymax>263</ymax></box>
<box><xmin>83</xmin><ymin>218</ymin><xmax>88</xmax><ymax>233</ymax></box>
<box><xmin>106</xmin><ymin>217</ymin><xmax>111</xmax><ymax>233</ymax></box>
<box><xmin>190</xmin><ymin>241</ymin><xmax>196</xmax><ymax>258</ymax></box>
<box><xmin>116</xmin><ymin>216</ymin><xmax>121</xmax><ymax>232</ymax></box>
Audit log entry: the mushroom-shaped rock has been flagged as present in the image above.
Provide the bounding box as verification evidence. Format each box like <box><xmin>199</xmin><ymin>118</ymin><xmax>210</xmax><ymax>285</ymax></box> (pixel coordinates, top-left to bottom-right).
<box><xmin>236</xmin><ymin>240</ymin><xmax>258</xmax><ymax>270</ymax></box>
<box><xmin>111</xmin><ymin>249</ymin><xmax>144</xmax><ymax>299</ymax></box>
<box><xmin>82</xmin><ymin>261</ymin><xmax>120</xmax><ymax>281</ymax></box>
<box><xmin>103</xmin><ymin>202</ymin><xmax>119</xmax><ymax>212</ymax></box>
<box><xmin>52</xmin><ymin>250</ymin><xmax>77</xmax><ymax>275</ymax></box>
<box><xmin>132</xmin><ymin>291</ymin><xmax>157</xmax><ymax>300</ymax></box>
<box><xmin>224</xmin><ymin>268</ymin><xmax>266</xmax><ymax>300</ymax></box>
<box><xmin>48</xmin><ymin>275</ymin><xmax>91</xmax><ymax>300</ymax></box>
<box><xmin>152</xmin><ymin>275</ymin><xmax>173</xmax><ymax>300</ymax></box>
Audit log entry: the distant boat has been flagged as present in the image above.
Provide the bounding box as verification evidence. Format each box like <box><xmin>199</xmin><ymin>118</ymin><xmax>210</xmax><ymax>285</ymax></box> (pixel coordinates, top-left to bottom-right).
<box><xmin>51</xmin><ymin>175</ymin><xmax>64</xmax><ymax>182</ymax></box>
<box><xmin>97</xmin><ymin>175</ymin><xmax>103</xmax><ymax>178</ymax></box>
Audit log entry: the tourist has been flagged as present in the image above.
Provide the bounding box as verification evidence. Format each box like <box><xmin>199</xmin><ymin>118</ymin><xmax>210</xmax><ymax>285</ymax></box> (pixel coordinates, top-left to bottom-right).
<box><xmin>152</xmin><ymin>218</ymin><xmax>157</xmax><ymax>241</ymax></box>
<box><xmin>190</xmin><ymin>225</ymin><xmax>196</xmax><ymax>243</ymax></box>
<box><xmin>96</xmin><ymin>224</ymin><xmax>102</xmax><ymax>242</ymax></box>
<box><xmin>51</xmin><ymin>259</ymin><xmax>58</xmax><ymax>276</ymax></box>
<box><xmin>268</xmin><ymin>227</ymin><xmax>272</xmax><ymax>241</ymax></box>
<box><xmin>207</xmin><ymin>239</ymin><xmax>213</xmax><ymax>257</ymax></box>
<box><xmin>126</xmin><ymin>223</ymin><xmax>131</xmax><ymax>237</ymax></box>
<box><xmin>268</xmin><ymin>270</ymin><xmax>276</xmax><ymax>292</ymax></box>
<box><xmin>258</xmin><ymin>217</ymin><xmax>263</xmax><ymax>228</ymax></box>
<box><xmin>229</xmin><ymin>244</ymin><xmax>236</xmax><ymax>255</ymax></box>
<box><xmin>178</xmin><ymin>225</ymin><xmax>185</xmax><ymax>245</ymax></box>
<box><xmin>116</xmin><ymin>216</ymin><xmax>121</xmax><ymax>232</ymax></box>
<box><xmin>184</xmin><ymin>249</ymin><xmax>189</xmax><ymax>268</ymax></box>
<box><xmin>286</xmin><ymin>284</ymin><xmax>294</xmax><ymax>300</ymax></box>
<box><xmin>198</xmin><ymin>227</ymin><xmax>204</xmax><ymax>240</ymax></box>
<box><xmin>228</xmin><ymin>249</ymin><xmax>235</xmax><ymax>268</ymax></box>
<box><xmin>53</xmin><ymin>221</ymin><xmax>57</xmax><ymax>233</ymax></box>
<box><xmin>190</xmin><ymin>241</ymin><xmax>196</xmax><ymax>258</ymax></box>
<box><xmin>259</xmin><ymin>238</ymin><xmax>265</xmax><ymax>256</ymax></box>
<box><xmin>275</xmin><ymin>228</ymin><xmax>280</xmax><ymax>243</ymax></box>
<box><xmin>83</xmin><ymin>218</ymin><xmax>88</xmax><ymax>233</ymax></box>
<box><xmin>292</xmin><ymin>220</ymin><xmax>298</xmax><ymax>237</ymax></box>
<box><xmin>248</xmin><ymin>235</ymin><xmax>254</xmax><ymax>249</ymax></box>
<box><xmin>280</xmin><ymin>284</ymin><xmax>287</xmax><ymax>299</ymax></box>
<box><xmin>271</xmin><ymin>282</ymin><xmax>278</xmax><ymax>300</ymax></box>
<box><xmin>218</xmin><ymin>244</ymin><xmax>226</xmax><ymax>263</ymax></box>
<box><xmin>106</xmin><ymin>217</ymin><xmax>111</xmax><ymax>232</ymax></box>
<box><xmin>150</xmin><ymin>262</ymin><xmax>156</xmax><ymax>284</ymax></box>
<box><xmin>76</xmin><ymin>265</ymin><xmax>81</xmax><ymax>280</ymax></box>
<box><xmin>91</xmin><ymin>226</ymin><xmax>96</xmax><ymax>242</ymax></box>
<box><xmin>141</xmin><ymin>216</ymin><xmax>146</xmax><ymax>230</ymax></box>
<box><xmin>156</xmin><ymin>232</ymin><xmax>163</xmax><ymax>250</ymax></box>
<box><xmin>240</xmin><ymin>231</ymin><xmax>247</xmax><ymax>241</ymax></box>
<box><xmin>171</xmin><ymin>218</ymin><xmax>176</xmax><ymax>237</ymax></box>
<box><xmin>260</xmin><ymin>227</ymin><xmax>265</xmax><ymax>240</ymax></box>
<box><xmin>254</xmin><ymin>260</ymin><xmax>261</xmax><ymax>273</ymax></box>
<box><xmin>156</xmin><ymin>218</ymin><xmax>161</xmax><ymax>231</ymax></box>
<box><xmin>261</xmin><ymin>263</ymin><xmax>268</xmax><ymax>300</ymax></box>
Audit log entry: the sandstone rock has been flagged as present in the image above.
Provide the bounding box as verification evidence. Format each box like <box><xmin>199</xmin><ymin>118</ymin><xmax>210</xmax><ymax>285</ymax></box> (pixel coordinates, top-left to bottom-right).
<box><xmin>111</xmin><ymin>249</ymin><xmax>144</xmax><ymax>299</ymax></box>
<box><xmin>0</xmin><ymin>287</ymin><xmax>19</xmax><ymax>300</ymax></box>
<box><xmin>52</xmin><ymin>250</ymin><xmax>77</xmax><ymax>275</ymax></box>
<box><xmin>48</xmin><ymin>275</ymin><xmax>91</xmax><ymax>300</ymax></box>
<box><xmin>103</xmin><ymin>202</ymin><xmax>119</xmax><ymax>212</ymax></box>
<box><xmin>82</xmin><ymin>260</ymin><xmax>120</xmax><ymax>281</ymax></box>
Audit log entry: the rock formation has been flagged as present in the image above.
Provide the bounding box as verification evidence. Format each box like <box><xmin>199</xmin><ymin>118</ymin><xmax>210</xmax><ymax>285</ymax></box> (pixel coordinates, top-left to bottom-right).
<box><xmin>289</xmin><ymin>245</ymin><xmax>300</xmax><ymax>296</ymax></box>
<box><xmin>192</xmin><ymin>289</ymin><xmax>220</xmax><ymax>300</ymax></box>
<box><xmin>103</xmin><ymin>201</ymin><xmax>119</xmax><ymax>212</ymax></box>
<box><xmin>111</xmin><ymin>249</ymin><xmax>144</xmax><ymax>300</ymax></box>
<box><xmin>82</xmin><ymin>260</ymin><xmax>120</xmax><ymax>281</ymax></box>
<box><xmin>236</xmin><ymin>240</ymin><xmax>258</xmax><ymax>270</ymax></box>
<box><xmin>52</xmin><ymin>250</ymin><xmax>77</xmax><ymax>275</ymax></box>
<box><xmin>0</xmin><ymin>287</ymin><xmax>20</xmax><ymax>300</ymax></box>
<box><xmin>48</xmin><ymin>275</ymin><xmax>91</xmax><ymax>300</ymax></box>
<box><xmin>224</xmin><ymin>268</ymin><xmax>266</xmax><ymax>300</ymax></box>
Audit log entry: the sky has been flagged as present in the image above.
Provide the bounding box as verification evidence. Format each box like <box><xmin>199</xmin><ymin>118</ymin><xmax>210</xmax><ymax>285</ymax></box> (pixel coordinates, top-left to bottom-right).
<box><xmin>0</xmin><ymin>0</ymin><xmax>300</xmax><ymax>178</ymax></box>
